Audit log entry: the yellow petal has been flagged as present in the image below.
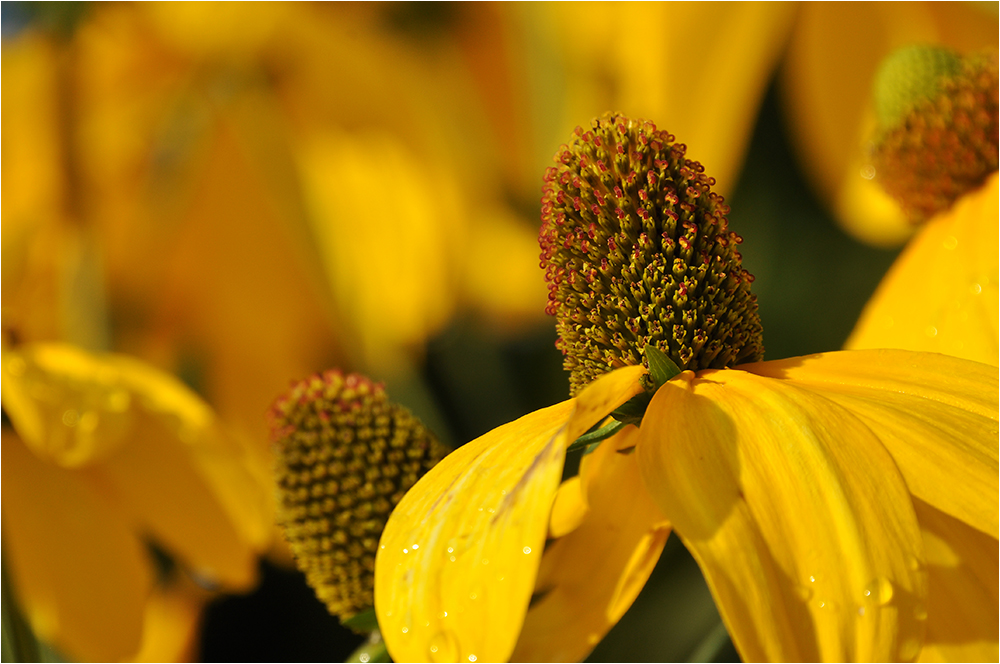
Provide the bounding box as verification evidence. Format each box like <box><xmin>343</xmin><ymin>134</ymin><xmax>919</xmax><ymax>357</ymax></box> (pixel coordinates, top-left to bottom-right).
<box><xmin>638</xmin><ymin>370</ymin><xmax>928</xmax><ymax>661</ymax></box>
<box><xmin>2</xmin><ymin>343</ymin><xmax>270</xmax><ymax>588</ymax></box>
<box><xmin>534</xmin><ymin>2</ymin><xmax>796</xmax><ymax>194</ymax></box>
<box><xmin>547</xmin><ymin>475</ymin><xmax>588</xmax><ymax>540</ymax></box>
<box><xmin>912</xmin><ymin>499</ymin><xmax>998</xmax><ymax>663</ymax></box>
<box><xmin>132</xmin><ymin>577</ymin><xmax>211</xmax><ymax>663</ymax></box>
<box><xmin>512</xmin><ymin>425</ymin><xmax>670</xmax><ymax>662</ymax></box>
<box><xmin>746</xmin><ymin>350</ymin><xmax>998</xmax><ymax>538</ymax></box>
<box><xmin>375</xmin><ymin>365</ymin><xmax>645</xmax><ymax>663</ymax></box>
<box><xmin>2</xmin><ymin>429</ymin><xmax>151</xmax><ymax>662</ymax></box>
<box><xmin>846</xmin><ymin>174</ymin><xmax>999</xmax><ymax>366</ymax></box>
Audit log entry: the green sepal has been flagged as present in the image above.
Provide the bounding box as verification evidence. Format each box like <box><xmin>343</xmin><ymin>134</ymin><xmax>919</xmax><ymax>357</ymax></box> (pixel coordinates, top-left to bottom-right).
<box><xmin>644</xmin><ymin>344</ymin><xmax>682</xmax><ymax>390</ymax></box>
<box><xmin>610</xmin><ymin>391</ymin><xmax>652</xmax><ymax>427</ymax></box>
<box><xmin>566</xmin><ymin>419</ymin><xmax>625</xmax><ymax>454</ymax></box>
<box><xmin>341</xmin><ymin>607</ymin><xmax>379</xmax><ymax>633</ymax></box>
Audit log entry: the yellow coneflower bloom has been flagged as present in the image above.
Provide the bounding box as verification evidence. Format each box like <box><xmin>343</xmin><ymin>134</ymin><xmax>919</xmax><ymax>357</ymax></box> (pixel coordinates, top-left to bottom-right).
<box><xmin>1</xmin><ymin>342</ymin><xmax>270</xmax><ymax>661</ymax></box>
<box><xmin>847</xmin><ymin>47</ymin><xmax>998</xmax><ymax>366</ymax></box>
<box><xmin>374</xmin><ymin>115</ymin><xmax>998</xmax><ymax>662</ymax></box>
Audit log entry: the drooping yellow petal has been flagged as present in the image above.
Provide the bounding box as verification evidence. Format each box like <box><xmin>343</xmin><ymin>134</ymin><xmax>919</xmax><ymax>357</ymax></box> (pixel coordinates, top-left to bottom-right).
<box><xmin>375</xmin><ymin>365</ymin><xmax>645</xmax><ymax>663</ymax></box>
<box><xmin>2</xmin><ymin>429</ymin><xmax>151</xmax><ymax>662</ymax></box>
<box><xmin>846</xmin><ymin>174</ymin><xmax>999</xmax><ymax>366</ymax></box>
<box><xmin>131</xmin><ymin>576</ymin><xmax>211</xmax><ymax>663</ymax></box>
<box><xmin>638</xmin><ymin>369</ymin><xmax>928</xmax><ymax>661</ymax></box>
<box><xmin>746</xmin><ymin>350</ymin><xmax>998</xmax><ymax>538</ymax></box>
<box><xmin>912</xmin><ymin>499</ymin><xmax>998</xmax><ymax>663</ymax></box>
<box><xmin>512</xmin><ymin>425</ymin><xmax>670</xmax><ymax>662</ymax></box>
<box><xmin>2</xmin><ymin>343</ymin><xmax>270</xmax><ymax>588</ymax></box>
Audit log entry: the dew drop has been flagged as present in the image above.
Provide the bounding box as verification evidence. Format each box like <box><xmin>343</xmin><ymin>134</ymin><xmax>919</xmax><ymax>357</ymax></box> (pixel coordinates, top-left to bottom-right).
<box><xmin>449</xmin><ymin>556</ymin><xmax>456</xmax><ymax>562</ymax></box>
<box><xmin>481</xmin><ymin>558</ymin><xmax>489</xmax><ymax>565</ymax></box>
<box><xmin>411</xmin><ymin>544</ymin><xmax>419</xmax><ymax>550</ymax></box>
<box><xmin>359</xmin><ymin>654</ymin><xmax>370</xmax><ymax>664</ymax></box>
<box><xmin>62</xmin><ymin>409</ymin><xmax>80</xmax><ymax>427</ymax></box>
<box><xmin>447</xmin><ymin>547</ymin><xmax>454</xmax><ymax>554</ymax></box>
<box><xmin>522</xmin><ymin>546</ymin><xmax>532</xmax><ymax>555</ymax></box>
<box><xmin>403</xmin><ymin>548</ymin><xmax>409</xmax><ymax>554</ymax></box>
<box><xmin>469</xmin><ymin>656</ymin><xmax>477</xmax><ymax>662</ymax></box>
<box><xmin>942</xmin><ymin>235</ymin><xmax>958</xmax><ymax>250</ymax></box>
<box><xmin>401</xmin><ymin>626</ymin><xmax>409</xmax><ymax>634</ymax></box>
<box><xmin>794</xmin><ymin>585</ymin><xmax>813</xmax><ymax>602</ymax></box>
<box><xmin>808</xmin><ymin>575</ymin><xmax>817</xmax><ymax>584</ymax></box>
<box><xmin>380</xmin><ymin>544</ymin><xmax>386</xmax><ymax>550</ymax></box>
<box><xmin>971</xmin><ymin>283</ymin><xmax>983</xmax><ymax>295</ymax></box>
<box><xmin>863</xmin><ymin>577</ymin><xmax>894</xmax><ymax>606</ymax></box>
<box><xmin>428</xmin><ymin>631</ymin><xmax>459</xmax><ymax>662</ymax></box>
<box><xmin>469</xmin><ymin>592</ymin><xmax>478</xmax><ymax>600</ymax></box>
<box><xmin>925</xmin><ymin>325</ymin><xmax>939</xmax><ymax>338</ymax></box>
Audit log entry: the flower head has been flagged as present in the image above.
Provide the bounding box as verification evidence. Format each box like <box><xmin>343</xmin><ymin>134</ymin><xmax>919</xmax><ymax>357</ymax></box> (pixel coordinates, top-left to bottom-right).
<box><xmin>269</xmin><ymin>369</ymin><xmax>447</xmax><ymax>623</ymax></box>
<box><xmin>374</xmin><ymin>115</ymin><xmax>998</xmax><ymax>662</ymax></box>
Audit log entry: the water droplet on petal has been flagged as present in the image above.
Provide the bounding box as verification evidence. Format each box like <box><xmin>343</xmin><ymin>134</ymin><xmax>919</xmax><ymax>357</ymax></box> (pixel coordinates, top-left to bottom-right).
<box><xmin>522</xmin><ymin>546</ymin><xmax>531</xmax><ymax>554</ymax></box>
<box><xmin>401</xmin><ymin>626</ymin><xmax>409</xmax><ymax>634</ymax></box>
<box><xmin>411</xmin><ymin>544</ymin><xmax>419</xmax><ymax>550</ymax></box>
<box><xmin>971</xmin><ymin>283</ymin><xmax>983</xmax><ymax>295</ymax></box>
<box><xmin>62</xmin><ymin>409</ymin><xmax>80</xmax><ymax>427</ymax></box>
<box><xmin>468</xmin><ymin>655</ymin><xmax>477</xmax><ymax>663</ymax></box>
<box><xmin>359</xmin><ymin>654</ymin><xmax>370</xmax><ymax>664</ymax></box>
<box><xmin>428</xmin><ymin>631</ymin><xmax>459</xmax><ymax>662</ymax></box>
<box><xmin>794</xmin><ymin>585</ymin><xmax>813</xmax><ymax>602</ymax></box>
<box><xmin>863</xmin><ymin>577</ymin><xmax>894</xmax><ymax>606</ymax></box>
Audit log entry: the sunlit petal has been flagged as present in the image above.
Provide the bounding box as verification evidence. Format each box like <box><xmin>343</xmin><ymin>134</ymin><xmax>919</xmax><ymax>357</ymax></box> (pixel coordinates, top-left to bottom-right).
<box><xmin>912</xmin><ymin>499</ymin><xmax>998</xmax><ymax>663</ymax></box>
<box><xmin>375</xmin><ymin>365</ymin><xmax>645</xmax><ymax>663</ymax></box>
<box><xmin>846</xmin><ymin>174</ymin><xmax>999</xmax><ymax>366</ymax></box>
<box><xmin>513</xmin><ymin>425</ymin><xmax>670</xmax><ymax>662</ymax></box>
<box><xmin>638</xmin><ymin>370</ymin><xmax>927</xmax><ymax>661</ymax></box>
<box><xmin>1</xmin><ymin>429</ymin><xmax>151</xmax><ymax>662</ymax></box>
<box><xmin>746</xmin><ymin>350</ymin><xmax>998</xmax><ymax>538</ymax></box>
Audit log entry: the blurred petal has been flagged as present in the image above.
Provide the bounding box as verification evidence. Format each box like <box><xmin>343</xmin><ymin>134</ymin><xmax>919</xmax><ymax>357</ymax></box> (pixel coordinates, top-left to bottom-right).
<box><xmin>513</xmin><ymin>425</ymin><xmax>670</xmax><ymax>662</ymax></box>
<box><xmin>746</xmin><ymin>350</ymin><xmax>998</xmax><ymax>538</ymax></box>
<box><xmin>533</xmin><ymin>2</ymin><xmax>796</xmax><ymax>193</ymax></box>
<box><xmin>2</xmin><ymin>429</ymin><xmax>151</xmax><ymax>662</ymax></box>
<box><xmin>296</xmin><ymin>130</ymin><xmax>463</xmax><ymax>373</ymax></box>
<box><xmin>846</xmin><ymin>174</ymin><xmax>999</xmax><ymax>366</ymax></box>
<box><xmin>375</xmin><ymin>365</ymin><xmax>645</xmax><ymax>663</ymax></box>
<box><xmin>132</xmin><ymin>577</ymin><xmax>210</xmax><ymax>663</ymax></box>
<box><xmin>781</xmin><ymin>2</ymin><xmax>997</xmax><ymax>244</ymax></box>
<box><xmin>2</xmin><ymin>343</ymin><xmax>270</xmax><ymax>588</ymax></box>
<box><xmin>638</xmin><ymin>370</ymin><xmax>927</xmax><ymax>661</ymax></box>
<box><xmin>913</xmin><ymin>499</ymin><xmax>998</xmax><ymax>663</ymax></box>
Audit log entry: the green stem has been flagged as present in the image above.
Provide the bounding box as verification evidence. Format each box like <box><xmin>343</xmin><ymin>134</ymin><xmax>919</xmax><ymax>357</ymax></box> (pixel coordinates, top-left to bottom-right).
<box><xmin>345</xmin><ymin>629</ymin><xmax>390</xmax><ymax>663</ymax></box>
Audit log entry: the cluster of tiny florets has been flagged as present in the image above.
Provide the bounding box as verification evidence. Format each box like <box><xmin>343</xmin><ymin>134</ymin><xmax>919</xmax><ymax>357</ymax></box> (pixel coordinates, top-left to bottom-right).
<box><xmin>872</xmin><ymin>49</ymin><xmax>999</xmax><ymax>222</ymax></box>
<box><xmin>269</xmin><ymin>370</ymin><xmax>446</xmax><ymax>621</ymax></box>
<box><xmin>540</xmin><ymin>113</ymin><xmax>764</xmax><ymax>395</ymax></box>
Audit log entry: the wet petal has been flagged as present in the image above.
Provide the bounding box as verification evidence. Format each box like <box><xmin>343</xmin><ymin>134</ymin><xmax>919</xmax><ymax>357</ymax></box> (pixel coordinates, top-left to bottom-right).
<box><xmin>375</xmin><ymin>365</ymin><xmax>645</xmax><ymax>663</ymax></box>
<box><xmin>512</xmin><ymin>425</ymin><xmax>670</xmax><ymax>662</ymax></box>
<box><xmin>912</xmin><ymin>499</ymin><xmax>998</xmax><ymax>663</ymax></box>
<box><xmin>2</xmin><ymin>429</ymin><xmax>151</xmax><ymax>662</ymax></box>
<box><xmin>746</xmin><ymin>350</ymin><xmax>998</xmax><ymax>538</ymax></box>
<box><xmin>638</xmin><ymin>370</ymin><xmax>927</xmax><ymax>661</ymax></box>
<box><xmin>846</xmin><ymin>174</ymin><xmax>999</xmax><ymax>366</ymax></box>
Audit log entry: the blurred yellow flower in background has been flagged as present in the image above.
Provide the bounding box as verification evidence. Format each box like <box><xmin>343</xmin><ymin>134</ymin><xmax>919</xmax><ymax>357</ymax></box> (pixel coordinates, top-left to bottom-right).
<box><xmin>2</xmin><ymin>342</ymin><xmax>270</xmax><ymax>661</ymax></box>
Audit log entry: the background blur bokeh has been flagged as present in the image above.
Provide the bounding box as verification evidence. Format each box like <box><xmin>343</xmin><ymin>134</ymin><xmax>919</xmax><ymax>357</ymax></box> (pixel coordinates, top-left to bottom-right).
<box><xmin>2</xmin><ymin>2</ymin><xmax>995</xmax><ymax>662</ymax></box>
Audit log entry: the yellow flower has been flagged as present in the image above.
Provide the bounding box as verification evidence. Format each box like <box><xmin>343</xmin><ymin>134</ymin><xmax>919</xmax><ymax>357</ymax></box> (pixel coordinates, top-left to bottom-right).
<box><xmin>373</xmin><ymin>115</ymin><xmax>999</xmax><ymax>662</ymax></box>
<box><xmin>1</xmin><ymin>342</ymin><xmax>270</xmax><ymax>661</ymax></box>
<box><xmin>780</xmin><ymin>2</ymin><xmax>997</xmax><ymax>246</ymax></box>
<box><xmin>846</xmin><ymin>48</ymin><xmax>998</xmax><ymax>366</ymax></box>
